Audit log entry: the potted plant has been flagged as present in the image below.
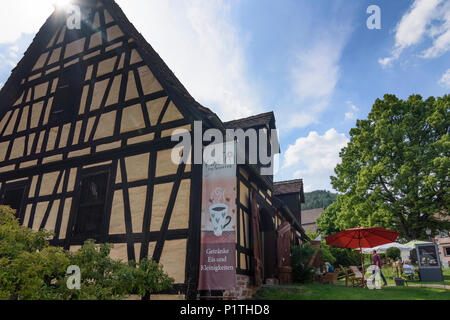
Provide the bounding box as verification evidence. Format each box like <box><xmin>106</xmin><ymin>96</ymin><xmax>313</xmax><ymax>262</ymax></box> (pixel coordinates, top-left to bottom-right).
<box><xmin>394</xmin><ymin>277</ymin><xmax>406</xmax><ymax>286</ymax></box>
<box><xmin>386</xmin><ymin>248</ymin><xmax>405</xmax><ymax>286</ymax></box>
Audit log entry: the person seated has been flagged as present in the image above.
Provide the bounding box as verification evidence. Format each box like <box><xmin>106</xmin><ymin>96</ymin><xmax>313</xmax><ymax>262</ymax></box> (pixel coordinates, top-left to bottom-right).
<box><xmin>403</xmin><ymin>261</ymin><xmax>415</xmax><ymax>280</ymax></box>
<box><xmin>403</xmin><ymin>261</ymin><xmax>415</xmax><ymax>272</ymax></box>
<box><xmin>324</xmin><ymin>262</ymin><xmax>335</xmax><ymax>274</ymax></box>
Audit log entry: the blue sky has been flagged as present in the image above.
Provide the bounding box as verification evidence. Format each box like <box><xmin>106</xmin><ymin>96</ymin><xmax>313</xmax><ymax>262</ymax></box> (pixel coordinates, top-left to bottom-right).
<box><xmin>0</xmin><ymin>0</ymin><xmax>449</xmax><ymax>191</ymax></box>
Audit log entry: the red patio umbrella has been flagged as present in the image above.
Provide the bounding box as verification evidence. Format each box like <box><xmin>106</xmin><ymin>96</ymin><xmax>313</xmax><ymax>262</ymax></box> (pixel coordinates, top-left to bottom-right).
<box><xmin>325</xmin><ymin>227</ymin><xmax>399</xmax><ymax>283</ymax></box>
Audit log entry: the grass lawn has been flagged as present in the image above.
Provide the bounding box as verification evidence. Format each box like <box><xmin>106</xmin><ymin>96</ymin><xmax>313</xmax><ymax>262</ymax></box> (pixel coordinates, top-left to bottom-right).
<box><xmin>253</xmin><ymin>283</ymin><xmax>450</xmax><ymax>300</ymax></box>
<box><xmin>380</xmin><ymin>266</ymin><xmax>450</xmax><ymax>286</ymax></box>
<box><xmin>254</xmin><ymin>269</ymin><xmax>450</xmax><ymax>300</ymax></box>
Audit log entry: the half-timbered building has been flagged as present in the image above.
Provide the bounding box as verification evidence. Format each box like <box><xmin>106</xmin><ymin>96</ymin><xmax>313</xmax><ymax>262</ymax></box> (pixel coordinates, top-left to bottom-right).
<box><xmin>0</xmin><ymin>0</ymin><xmax>308</xmax><ymax>299</ymax></box>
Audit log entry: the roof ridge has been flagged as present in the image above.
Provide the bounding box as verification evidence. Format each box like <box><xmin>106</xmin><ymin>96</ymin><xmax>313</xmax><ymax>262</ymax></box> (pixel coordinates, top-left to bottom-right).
<box><xmin>224</xmin><ymin>111</ymin><xmax>275</xmax><ymax>124</ymax></box>
<box><xmin>106</xmin><ymin>0</ymin><xmax>234</xmax><ymax>129</ymax></box>
<box><xmin>0</xmin><ymin>9</ymin><xmax>61</xmax><ymax>118</ymax></box>
<box><xmin>273</xmin><ymin>179</ymin><xmax>304</xmax><ymax>198</ymax></box>
<box><xmin>274</xmin><ymin>179</ymin><xmax>303</xmax><ymax>185</ymax></box>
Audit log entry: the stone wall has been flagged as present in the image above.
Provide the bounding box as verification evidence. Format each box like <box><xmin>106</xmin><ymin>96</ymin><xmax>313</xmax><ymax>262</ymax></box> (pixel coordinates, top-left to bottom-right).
<box><xmin>435</xmin><ymin>237</ymin><xmax>450</xmax><ymax>269</ymax></box>
<box><xmin>224</xmin><ymin>275</ymin><xmax>260</xmax><ymax>300</ymax></box>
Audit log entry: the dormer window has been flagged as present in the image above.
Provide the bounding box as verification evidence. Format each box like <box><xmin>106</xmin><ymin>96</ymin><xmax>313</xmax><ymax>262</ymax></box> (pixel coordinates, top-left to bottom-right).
<box><xmin>51</xmin><ymin>64</ymin><xmax>83</xmax><ymax>123</ymax></box>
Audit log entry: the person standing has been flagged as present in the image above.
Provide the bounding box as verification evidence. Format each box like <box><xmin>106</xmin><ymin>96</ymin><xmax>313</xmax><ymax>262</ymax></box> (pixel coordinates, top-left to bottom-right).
<box><xmin>372</xmin><ymin>250</ymin><xmax>388</xmax><ymax>286</ymax></box>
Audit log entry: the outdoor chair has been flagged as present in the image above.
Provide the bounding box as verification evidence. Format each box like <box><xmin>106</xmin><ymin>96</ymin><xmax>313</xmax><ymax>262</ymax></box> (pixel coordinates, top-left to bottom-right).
<box><xmin>321</xmin><ymin>271</ymin><xmax>339</xmax><ymax>285</ymax></box>
<box><xmin>339</xmin><ymin>265</ymin><xmax>359</xmax><ymax>287</ymax></box>
<box><xmin>349</xmin><ymin>266</ymin><xmax>367</xmax><ymax>287</ymax></box>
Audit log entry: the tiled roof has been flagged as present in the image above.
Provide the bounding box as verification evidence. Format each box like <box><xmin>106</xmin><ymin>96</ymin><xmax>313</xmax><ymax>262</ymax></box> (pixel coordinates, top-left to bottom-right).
<box><xmin>301</xmin><ymin>208</ymin><xmax>324</xmax><ymax>226</ymax></box>
<box><xmin>273</xmin><ymin>179</ymin><xmax>303</xmax><ymax>196</ymax></box>
<box><xmin>224</xmin><ymin>112</ymin><xmax>275</xmax><ymax>130</ymax></box>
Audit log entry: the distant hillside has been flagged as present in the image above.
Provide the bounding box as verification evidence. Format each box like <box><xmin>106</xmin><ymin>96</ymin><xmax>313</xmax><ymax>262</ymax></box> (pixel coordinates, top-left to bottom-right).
<box><xmin>303</xmin><ymin>190</ymin><xmax>338</xmax><ymax>210</ymax></box>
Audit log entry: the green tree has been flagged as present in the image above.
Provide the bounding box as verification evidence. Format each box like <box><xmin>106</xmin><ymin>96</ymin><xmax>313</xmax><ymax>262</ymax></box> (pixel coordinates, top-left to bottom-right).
<box><xmin>328</xmin><ymin>94</ymin><xmax>449</xmax><ymax>240</ymax></box>
<box><xmin>327</xmin><ymin>247</ymin><xmax>361</xmax><ymax>268</ymax></box>
<box><xmin>386</xmin><ymin>247</ymin><xmax>401</xmax><ymax>261</ymax></box>
<box><xmin>319</xmin><ymin>245</ymin><xmax>336</xmax><ymax>265</ymax></box>
<box><xmin>303</xmin><ymin>190</ymin><xmax>338</xmax><ymax>210</ymax></box>
<box><xmin>317</xmin><ymin>197</ymin><xmax>344</xmax><ymax>236</ymax></box>
<box><xmin>0</xmin><ymin>206</ymin><xmax>173</xmax><ymax>300</ymax></box>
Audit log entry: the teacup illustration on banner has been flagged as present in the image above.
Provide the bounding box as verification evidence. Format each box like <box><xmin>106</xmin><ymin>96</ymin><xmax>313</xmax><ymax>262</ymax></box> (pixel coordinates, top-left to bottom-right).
<box><xmin>209</xmin><ymin>203</ymin><xmax>232</xmax><ymax>237</ymax></box>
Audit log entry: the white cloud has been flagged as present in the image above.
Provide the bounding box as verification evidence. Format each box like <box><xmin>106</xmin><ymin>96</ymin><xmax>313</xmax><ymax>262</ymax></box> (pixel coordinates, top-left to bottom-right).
<box><xmin>395</xmin><ymin>0</ymin><xmax>441</xmax><ymax>48</ymax></box>
<box><xmin>378</xmin><ymin>56</ymin><xmax>396</xmax><ymax>68</ymax></box>
<box><xmin>286</xmin><ymin>113</ymin><xmax>318</xmax><ymax>129</ymax></box>
<box><xmin>116</xmin><ymin>0</ymin><xmax>260</xmax><ymax>121</ymax></box>
<box><xmin>291</xmin><ymin>41</ymin><xmax>342</xmax><ymax>101</ymax></box>
<box><xmin>422</xmin><ymin>7</ymin><xmax>450</xmax><ymax>58</ymax></box>
<box><xmin>0</xmin><ymin>2</ymin><xmax>56</xmax><ymax>72</ymax></box>
<box><xmin>379</xmin><ymin>0</ymin><xmax>450</xmax><ymax>67</ymax></box>
<box><xmin>0</xmin><ymin>53</ymin><xmax>17</xmax><ymax>68</ymax></box>
<box><xmin>345</xmin><ymin>112</ymin><xmax>356</xmax><ymax>120</ymax></box>
<box><xmin>8</xmin><ymin>46</ymin><xmax>20</xmax><ymax>59</ymax></box>
<box><xmin>281</xmin><ymin>129</ymin><xmax>349</xmax><ymax>191</ymax></box>
<box><xmin>344</xmin><ymin>101</ymin><xmax>359</xmax><ymax>120</ymax></box>
<box><xmin>0</xmin><ymin>1</ymin><xmax>54</xmax><ymax>43</ymax></box>
<box><xmin>439</xmin><ymin>68</ymin><xmax>450</xmax><ymax>88</ymax></box>
<box><xmin>286</xmin><ymin>19</ymin><xmax>352</xmax><ymax>130</ymax></box>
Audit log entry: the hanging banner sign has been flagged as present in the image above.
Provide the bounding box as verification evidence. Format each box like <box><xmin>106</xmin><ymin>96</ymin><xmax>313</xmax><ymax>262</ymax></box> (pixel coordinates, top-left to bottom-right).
<box><xmin>198</xmin><ymin>142</ymin><xmax>237</xmax><ymax>291</ymax></box>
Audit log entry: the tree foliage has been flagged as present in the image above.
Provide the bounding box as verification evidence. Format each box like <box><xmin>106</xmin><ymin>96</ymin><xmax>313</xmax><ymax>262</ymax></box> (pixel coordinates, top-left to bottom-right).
<box><xmin>386</xmin><ymin>247</ymin><xmax>401</xmax><ymax>261</ymax></box>
<box><xmin>327</xmin><ymin>247</ymin><xmax>361</xmax><ymax>268</ymax></box>
<box><xmin>321</xmin><ymin>94</ymin><xmax>449</xmax><ymax>240</ymax></box>
<box><xmin>291</xmin><ymin>243</ymin><xmax>317</xmax><ymax>283</ymax></box>
<box><xmin>0</xmin><ymin>206</ymin><xmax>173</xmax><ymax>300</ymax></box>
<box><xmin>317</xmin><ymin>198</ymin><xmax>343</xmax><ymax>236</ymax></box>
<box><xmin>303</xmin><ymin>190</ymin><xmax>338</xmax><ymax>210</ymax></box>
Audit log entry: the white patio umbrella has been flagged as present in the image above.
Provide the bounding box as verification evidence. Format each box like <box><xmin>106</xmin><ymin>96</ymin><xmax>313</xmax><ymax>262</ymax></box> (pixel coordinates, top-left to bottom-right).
<box><xmin>361</xmin><ymin>247</ymin><xmax>375</xmax><ymax>254</ymax></box>
<box><xmin>361</xmin><ymin>242</ymin><xmax>413</xmax><ymax>262</ymax></box>
<box><xmin>404</xmin><ymin>240</ymin><xmax>433</xmax><ymax>249</ymax></box>
<box><xmin>371</xmin><ymin>242</ymin><xmax>413</xmax><ymax>253</ymax></box>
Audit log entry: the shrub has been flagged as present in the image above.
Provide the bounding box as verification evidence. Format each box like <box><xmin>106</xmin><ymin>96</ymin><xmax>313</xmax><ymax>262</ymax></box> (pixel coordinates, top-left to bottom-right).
<box><xmin>319</xmin><ymin>245</ymin><xmax>337</xmax><ymax>265</ymax></box>
<box><xmin>327</xmin><ymin>247</ymin><xmax>361</xmax><ymax>267</ymax></box>
<box><xmin>291</xmin><ymin>243</ymin><xmax>317</xmax><ymax>283</ymax></box>
<box><xmin>386</xmin><ymin>247</ymin><xmax>401</xmax><ymax>261</ymax></box>
<box><xmin>0</xmin><ymin>206</ymin><xmax>173</xmax><ymax>300</ymax></box>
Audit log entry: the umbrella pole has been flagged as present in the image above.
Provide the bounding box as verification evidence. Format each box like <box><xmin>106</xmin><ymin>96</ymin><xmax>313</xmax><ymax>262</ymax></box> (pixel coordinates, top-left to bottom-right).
<box><xmin>359</xmin><ymin>238</ymin><xmax>365</xmax><ymax>287</ymax></box>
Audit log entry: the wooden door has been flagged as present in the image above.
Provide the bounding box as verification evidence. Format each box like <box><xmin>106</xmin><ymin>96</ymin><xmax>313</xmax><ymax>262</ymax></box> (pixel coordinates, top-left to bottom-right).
<box><xmin>277</xmin><ymin>222</ymin><xmax>292</xmax><ymax>284</ymax></box>
<box><xmin>251</xmin><ymin>190</ymin><xmax>263</xmax><ymax>287</ymax></box>
<box><xmin>263</xmin><ymin>230</ymin><xmax>277</xmax><ymax>280</ymax></box>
